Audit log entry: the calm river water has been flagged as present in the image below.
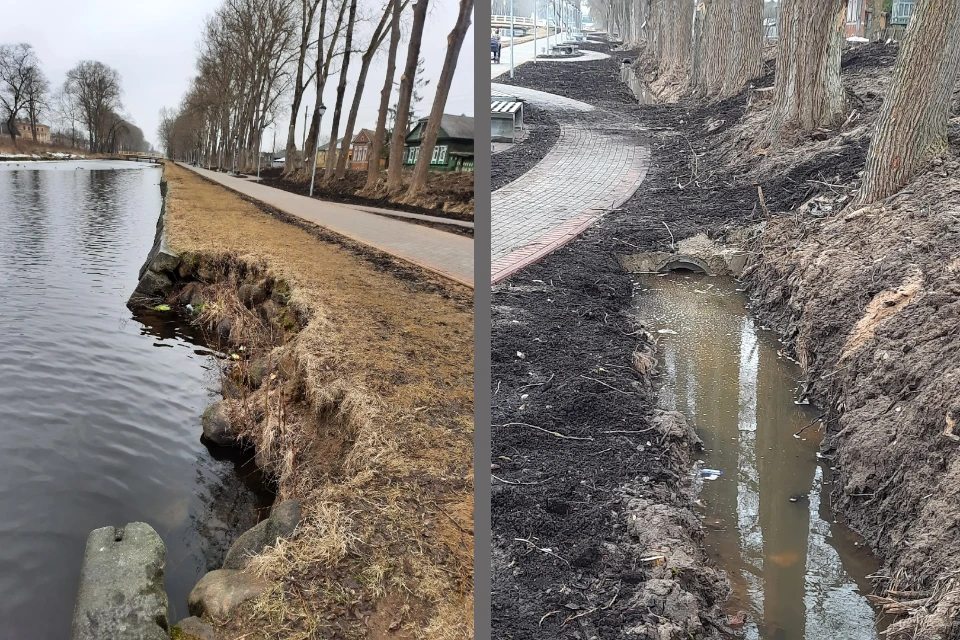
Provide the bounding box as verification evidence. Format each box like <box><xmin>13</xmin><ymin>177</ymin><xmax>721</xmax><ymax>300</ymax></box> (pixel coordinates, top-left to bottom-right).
<box><xmin>636</xmin><ymin>272</ymin><xmax>884</xmax><ymax>640</ymax></box>
<box><xmin>0</xmin><ymin>160</ymin><xmax>270</xmax><ymax>637</ymax></box>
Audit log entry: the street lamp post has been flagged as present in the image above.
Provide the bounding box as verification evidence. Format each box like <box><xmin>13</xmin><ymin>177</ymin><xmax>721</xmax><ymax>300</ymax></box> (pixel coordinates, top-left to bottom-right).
<box><xmin>533</xmin><ymin>0</ymin><xmax>538</xmax><ymax>61</ymax></box>
<box><xmin>509</xmin><ymin>0</ymin><xmax>515</xmax><ymax>78</ymax></box>
<box><xmin>308</xmin><ymin>104</ymin><xmax>327</xmax><ymax>198</ymax></box>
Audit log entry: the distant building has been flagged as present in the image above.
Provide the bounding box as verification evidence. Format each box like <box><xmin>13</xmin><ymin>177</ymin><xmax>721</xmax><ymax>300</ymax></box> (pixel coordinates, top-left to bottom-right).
<box><xmin>349</xmin><ymin>128</ymin><xmax>386</xmax><ymax>171</ymax></box>
<box><xmin>403</xmin><ymin>115</ymin><xmax>474</xmax><ymax>172</ymax></box>
<box><xmin>316</xmin><ymin>138</ymin><xmax>351</xmax><ymax>168</ymax></box>
<box><xmin>1</xmin><ymin>120</ymin><xmax>51</xmax><ymax>144</ymax></box>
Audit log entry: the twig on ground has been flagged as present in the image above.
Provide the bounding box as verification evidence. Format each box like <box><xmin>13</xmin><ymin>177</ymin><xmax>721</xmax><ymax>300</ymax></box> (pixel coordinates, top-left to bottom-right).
<box><xmin>661</xmin><ymin>220</ymin><xmax>675</xmax><ymax>250</ymax></box>
<box><xmin>758</xmin><ymin>185</ymin><xmax>771</xmax><ymax>219</ymax></box>
<box><xmin>562</xmin><ymin>592</ymin><xmax>619</xmax><ymax>626</ymax></box>
<box><xmin>604</xmin><ymin>427</ymin><xmax>657</xmax><ymax>434</ymax></box>
<box><xmin>515</xmin><ymin>537</ymin><xmax>571</xmax><ymax>565</ymax></box>
<box><xmin>539</xmin><ymin>611</ymin><xmax>562</xmax><ymax>627</ymax></box>
<box><xmin>492</xmin><ymin>474</ymin><xmax>545</xmax><ymax>486</ymax></box>
<box><xmin>518</xmin><ymin>374</ymin><xmax>554</xmax><ymax>391</ymax></box>
<box><xmin>580</xmin><ymin>375</ymin><xmax>636</xmax><ymax>395</ymax></box>
<box><xmin>500</xmin><ymin>422</ymin><xmax>595</xmax><ymax>441</ymax></box>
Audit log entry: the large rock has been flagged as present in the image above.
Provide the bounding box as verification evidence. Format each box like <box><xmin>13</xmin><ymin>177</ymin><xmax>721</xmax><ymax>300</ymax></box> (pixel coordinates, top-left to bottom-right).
<box><xmin>238</xmin><ymin>282</ymin><xmax>267</xmax><ymax>308</ymax></box>
<box><xmin>188</xmin><ymin>570</ymin><xmax>269</xmax><ymax>619</ymax></box>
<box><xmin>134</xmin><ymin>270</ymin><xmax>173</xmax><ymax>298</ymax></box>
<box><xmin>71</xmin><ymin>522</ymin><xmax>168</xmax><ymax>640</ymax></box>
<box><xmin>201</xmin><ymin>401</ymin><xmax>237</xmax><ymax>446</ymax></box>
<box><xmin>223</xmin><ymin>500</ymin><xmax>301</xmax><ymax>570</ymax></box>
<box><xmin>171</xmin><ymin>616</ymin><xmax>214</xmax><ymax>640</ymax></box>
<box><xmin>149</xmin><ymin>248</ymin><xmax>181</xmax><ymax>275</ymax></box>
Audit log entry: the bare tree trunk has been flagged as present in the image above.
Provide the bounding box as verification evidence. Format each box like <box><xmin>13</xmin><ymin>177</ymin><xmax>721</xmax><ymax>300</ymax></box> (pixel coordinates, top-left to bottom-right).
<box><xmin>690</xmin><ymin>0</ymin><xmax>762</xmax><ymax>100</ymax></box>
<box><xmin>334</xmin><ymin>1</ymin><xmax>397</xmax><ymax>179</ymax></box>
<box><xmin>406</xmin><ymin>0</ymin><xmax>473</xmax><ymax>198</ymax></box>
<box><xmin>386</xmin><ymin>0</ymin><xmax>430</xmax><ymax>192</ymax></box>
<box><xmin>364</xmin><ymin>0</ymin><xmax>403</xmax><ymax>191</ymax></box>
<box><xmin>762</xmin><ymin>0</ymin><xmax>846</xmax><ymax>144</ymax></box>
<box><xmin>323</xmin><ymin>0</ymin><xmax>359</xmax><ymax>182</ymax></box>
<box><xmin>304</xmin><ymin>0</ymin><xmax>347</xmax><ymax>171</ymax></box>
<box><xmin>650</xmin><ymin>0</ymin><xmax>693</xmax><ymax>76</ymax></box>
<box><xmin>855</xmin><ymin>0</ymin><xmax>960</xmax><ymax>205</ymax></box>
<box><xmin>285</xmin><ymin>0</ymin><xmax>323</xmax><ymax>174</ymax></box>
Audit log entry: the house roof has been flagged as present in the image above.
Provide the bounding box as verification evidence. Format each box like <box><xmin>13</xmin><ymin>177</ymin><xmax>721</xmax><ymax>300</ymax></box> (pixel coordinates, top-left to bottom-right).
<box><xmin>352</xmin><ymin>128</ymin><xmax>376</xmax><ymax>144</ymax></box>
<box><xmin>318</xmin><ymin>137</ymin><xmax>345</xmax><ymax>152</ymax></box>
<box><xmin>406</xmin><ymin>115</ymin><xmax>474</xmax><ymax>142</ymax></box>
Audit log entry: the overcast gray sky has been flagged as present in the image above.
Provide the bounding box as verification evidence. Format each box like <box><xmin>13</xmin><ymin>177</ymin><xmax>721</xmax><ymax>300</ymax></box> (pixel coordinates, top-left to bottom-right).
<box><xmin>0</xmin><ymin>0</ymin><xmax>474</xmax><ymax>150</ymax></box>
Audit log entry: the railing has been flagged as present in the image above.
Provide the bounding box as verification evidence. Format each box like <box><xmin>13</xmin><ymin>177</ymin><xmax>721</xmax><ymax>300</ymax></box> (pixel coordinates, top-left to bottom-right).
<box><xmin>491</xmin><ymin>15</ymin><xmax>547</xmax><ymax>27</ymax></box>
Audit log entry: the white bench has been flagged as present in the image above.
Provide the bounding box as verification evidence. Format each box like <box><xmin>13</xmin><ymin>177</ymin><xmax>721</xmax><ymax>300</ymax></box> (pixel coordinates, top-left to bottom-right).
<box><xmin>491</xmin><ymin>100</ymin><xmax>524</xmax><ymax>143</ymax></box>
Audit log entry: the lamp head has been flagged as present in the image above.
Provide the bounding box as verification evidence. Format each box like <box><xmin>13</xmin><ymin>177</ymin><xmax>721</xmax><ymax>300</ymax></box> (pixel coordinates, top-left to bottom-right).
<box><xmin>319</xmin><ymin>104</ymin><xmax>327</xmax><ymax>116</ymax></box>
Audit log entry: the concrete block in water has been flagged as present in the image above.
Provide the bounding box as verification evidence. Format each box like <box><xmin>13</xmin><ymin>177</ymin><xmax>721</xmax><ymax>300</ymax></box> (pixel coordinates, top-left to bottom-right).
<box><xmin>71</xmin><ymin>522</ymin><xmax>168</xmax><ymax>640</ymax></box>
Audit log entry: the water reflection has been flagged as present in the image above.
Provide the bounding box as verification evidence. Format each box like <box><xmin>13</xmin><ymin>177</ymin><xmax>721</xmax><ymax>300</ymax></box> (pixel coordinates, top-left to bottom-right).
<box><xmin>0</xmin><ymin>160</ymin><xmax>271</xmax><ymax>635</ymax></box>
<box><xmin>636</xmin><ymin>273</ymin><xmax>879</xmax><ymax>640</ymax></box>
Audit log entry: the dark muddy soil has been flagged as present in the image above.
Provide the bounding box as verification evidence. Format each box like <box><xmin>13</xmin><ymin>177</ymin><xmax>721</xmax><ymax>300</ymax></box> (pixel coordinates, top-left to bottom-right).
<box><xmin>491</xmin><ymin>104</ymin><xmax>560</xmax><ymax>191</ymax></box>
<box><xmin>492</xmin><ymin>40</ymin><xmax>730</xmax><ymax>640</ymax></box>
<box><xmin>491</xmin><ymin>38</ymin><xmax>917</xmax><ymax>638</ymax></box>
<box><xmin>254</xmin><ymin>167</ymin><xmax>474</xmax><ymax>222</ymax></box>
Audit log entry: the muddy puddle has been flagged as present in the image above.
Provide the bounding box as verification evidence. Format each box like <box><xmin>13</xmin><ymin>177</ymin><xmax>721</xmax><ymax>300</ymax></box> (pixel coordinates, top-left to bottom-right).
<box><xmin>634</xmin><ymin>272</ymin><xmax>884</xmax><ymax>639</ymax></box>
<box><xmin>0</xmin><ymin>161</ymin><xmax>272</xmax><ymax>635</ymax></box>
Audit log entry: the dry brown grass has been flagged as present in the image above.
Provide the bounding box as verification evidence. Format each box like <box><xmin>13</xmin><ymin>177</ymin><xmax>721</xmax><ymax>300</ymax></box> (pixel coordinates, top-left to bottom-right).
<box><xmin>162</xmin><ymin>161</ymin><xmax>474</xmax><ymax>639</ymax></box>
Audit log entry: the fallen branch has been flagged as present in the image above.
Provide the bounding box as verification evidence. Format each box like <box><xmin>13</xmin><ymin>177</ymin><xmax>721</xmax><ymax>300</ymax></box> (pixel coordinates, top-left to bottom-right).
<box><xmin>793</xmin><ymin>414</ymin><xmax>825</xmax><ymax>438</ymax></box>
<box><xmin>757</xmin><ymin>185</ymin><xmax>771</xmax><ymax>219</ymax></box>
<box><xmin>492</xmin><ymin>474</ymin><xmax>545</xmax><ymax>486</ymax></box>
<box><xmin>661</xmin><ymin>220</ymin><xmax>675</xmax><ymax>250</ymax></box>
<box><xmin>500</xmin><ymin>422</ymin><xmax>595</xmax><ymax>441</ymax></box>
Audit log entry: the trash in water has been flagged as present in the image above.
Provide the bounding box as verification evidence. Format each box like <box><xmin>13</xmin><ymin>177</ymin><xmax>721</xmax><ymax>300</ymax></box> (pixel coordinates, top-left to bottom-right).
<box><xmin>699</xmin><ymin>468</ymin><xmax>723</xmax><ymax>480</ymax></box>
<box><xmin>152</xmin><ymin>304</ymin><xmax>171</xmax><ymax>312</ymax></box>
<box><xmin>185</xmin><ymin>303</ymin><xmax>194</xmax><ymax>312</ymax></box>
<box><xmin>657</xmin><ymin>329</ymin><xmax>678</xmax><ymax>335</ymax></box>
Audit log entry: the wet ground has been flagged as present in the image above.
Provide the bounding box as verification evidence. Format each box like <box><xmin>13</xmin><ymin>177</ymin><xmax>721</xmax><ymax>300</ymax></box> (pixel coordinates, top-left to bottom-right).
<box><xmin>0</xmin><ymin>160</ymin><xmax>271</xmax><ymax>636</ymax></box>
<box><xmin>637</xmin><ymin>272</ymin><xmax>883</xmax><ymax>639</ymax></box>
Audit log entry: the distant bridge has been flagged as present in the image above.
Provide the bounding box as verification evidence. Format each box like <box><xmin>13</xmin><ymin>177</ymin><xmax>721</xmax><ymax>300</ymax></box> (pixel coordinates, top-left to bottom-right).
<box><xmin>110</xmin><ymin>153</ymin><xmax>163</xmax><ymax>164</ymax></box>
<box><xmin>491</xmin><ymin>15</ymin><xmax>548</xmax><ymax>29</ymax></box>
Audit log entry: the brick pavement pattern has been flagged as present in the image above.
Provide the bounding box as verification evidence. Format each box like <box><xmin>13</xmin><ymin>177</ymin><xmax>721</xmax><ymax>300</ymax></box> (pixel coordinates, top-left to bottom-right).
<box><xmin>179</xmin><ymin>164</ymin><xmax>473</xmax><ymax>287</ymax></box>
<box><xmin>491</xmin><ymin>84</ymin><xmax>650</xmax><ymax>284</ymax></box>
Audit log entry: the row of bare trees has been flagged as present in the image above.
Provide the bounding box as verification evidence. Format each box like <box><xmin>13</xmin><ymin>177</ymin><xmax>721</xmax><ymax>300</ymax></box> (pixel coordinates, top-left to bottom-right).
<box><xmin>591</xmin><ymin>0</ymin><xmax>960</xmax><ymax>204</ymax></box>
<box><xmin>160</xmin><ymin>0</ymin><xmax>473</xmax><ymax>198</ymax></box>
<box><xmin>0</xmin><ymin>43</ymin><xmax>148</xmax><ymax>153</ymax></box>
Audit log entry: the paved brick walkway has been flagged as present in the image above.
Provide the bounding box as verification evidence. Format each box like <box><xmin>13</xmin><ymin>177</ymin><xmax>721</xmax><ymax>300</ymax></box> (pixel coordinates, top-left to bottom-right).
<box><xmin>491</xmin><ymin>84</ymin><xmax>649</xmax><ymax>283</ymax></box>
<box><xmin>180</xmin><ymin>164</ymin><xmax>473</xmax><ymax>287</ymax></box>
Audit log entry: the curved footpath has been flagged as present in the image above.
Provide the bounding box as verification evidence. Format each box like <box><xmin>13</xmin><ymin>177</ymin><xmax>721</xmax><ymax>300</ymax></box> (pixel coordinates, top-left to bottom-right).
<box><xmin>490</xmin><ymin>83</ymin><xmax>650</xmax><ymax>283</ymax></box>
<box><xmin>179</xmin><ymin>163</ymin><xmax>473</xmax><ymax>287</ymax></box>
<box><xmin>491</xmin><ymin>38</ymin><xmax>611</xmax><ymax>80</ymax></box>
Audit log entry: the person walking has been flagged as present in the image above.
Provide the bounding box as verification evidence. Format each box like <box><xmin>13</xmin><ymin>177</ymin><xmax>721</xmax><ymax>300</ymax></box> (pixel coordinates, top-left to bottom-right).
<box><xmin>491</xmin><ymin>27</ymin><xmax>502</xmax><ymax>63</ymax></box>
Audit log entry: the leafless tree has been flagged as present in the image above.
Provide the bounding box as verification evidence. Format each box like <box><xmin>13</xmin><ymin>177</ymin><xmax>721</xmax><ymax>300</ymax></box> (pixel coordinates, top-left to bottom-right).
<box><xmin>284</xmin><ymin>0</ymin><xmax>324</xmax><ymax>173</ymax></box>
<box><xmin>24</xmin><ymin>64</ymin><xmax>49</xmax><ymax>142</ymax></box>
<box><xmin>63</xmin><ymin>60</ymin><xmax>124</xmax><ymax>153</ymax></box>
<box><xmin>322</xmin><ymin>0</ymin><xmax>360</xmax><ymax>181</ymax></box>
<box><xmin>406</xmin><ymin>0</ymin><xmax>473</xmax><ymax>197</ymax></box>
<box><xmin>386</xmin><ymin>0</ymin><xmax>430</xmax><ymax>191</ymax></box>
<box><xmin>0</xmin><ymin>43</ymin><xmax>40</xmax><ymax>143</ymax></box>
<box><xmin>332</xmin><ymin>0</ymin><xmax>404</xmax><ymax>180</ymax></box>
<box><xmin>364</xmin><ymin>0</ymin><xmax>404</xmax><ymax>191</ymax></box>
<box><xmin>303</xmin><ymin>0</ymin><xmax>349</xmax><ymax>171</ymax></box>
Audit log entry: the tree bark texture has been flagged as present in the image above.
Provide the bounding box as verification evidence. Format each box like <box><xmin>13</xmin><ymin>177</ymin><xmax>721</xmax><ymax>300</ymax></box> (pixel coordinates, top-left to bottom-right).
<box><xmin>763</xmin><ymin>0</ymin><xmax>846</xmax><ymax>142</ymax></box>
<box><xmin>856</xmin><ymin>0</ymin><xmax>960</xmax><ymax>204</ymax></box>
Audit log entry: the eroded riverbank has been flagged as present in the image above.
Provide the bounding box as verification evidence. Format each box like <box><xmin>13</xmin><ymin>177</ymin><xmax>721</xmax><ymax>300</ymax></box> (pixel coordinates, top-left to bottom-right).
<box><xmin>0</xmin><ymin>161</ymin><xmax>270</xmax><ymax>634</ymax></box>
<box><xmin>150</xmin><ymin>162</ymin><xmax>475</xmax><ymax>638</ymax></box>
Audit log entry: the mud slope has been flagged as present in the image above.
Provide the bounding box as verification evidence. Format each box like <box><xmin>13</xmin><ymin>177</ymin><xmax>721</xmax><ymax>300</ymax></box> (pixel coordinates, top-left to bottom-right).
<box><xmin>491</xmin><ymin>40</ymin><xmax>729</xmax><ymax>639</ymax></box>
<box><xmin>742</xmin><ymin>130</ymin><xmax>960</xmax><ymax>639</ymax></box>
